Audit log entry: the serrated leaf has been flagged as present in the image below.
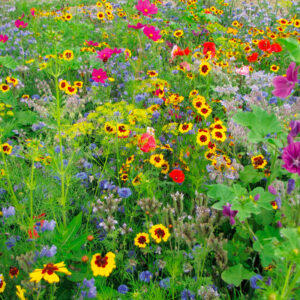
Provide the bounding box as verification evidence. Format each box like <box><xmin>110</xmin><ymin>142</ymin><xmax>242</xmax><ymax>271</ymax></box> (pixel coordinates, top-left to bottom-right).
<box><xmin>221</xmin><ymin>264</ymin><xmax>255</xmax><ymax>286</ymax></box>
<box><xmin>239</xmin><ymin>165</ymin><xmax>264</xmax><ymax>184</ymax></box>
<box><xmin>208</xmin><ymin>184</ymin><xmax>235</xmax><ymax>209</ymax></box>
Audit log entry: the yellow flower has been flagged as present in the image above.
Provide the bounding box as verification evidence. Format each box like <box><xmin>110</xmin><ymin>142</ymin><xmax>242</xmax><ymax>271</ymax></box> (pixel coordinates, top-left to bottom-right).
<box><xmin>64</xmin><ymin>13</ymin><xmax>72</xmax><ymax>21</ymax></box>
<box><xmin>29</xmin><ymin>262</ymin><xmax>71</xmax><ymax>284</ymax></box>
<box><xmin>149</xmin><ymin>224</ymin><xmax>170</xmax><ymax>243</ymax></box>
<box><xmin>173</xmin><ymin>30</ymin><xmax>184</xmax><ymax>37</ymax></box>
<box><xmin>149</xmin><ymin>154</ymin><xmax>165</xmax><ymax>168</ymax></box>
<box><xmin>199</xmin><ymin>62</ymin><xmax>212</xmax><ymax>76</ymax></box>
<box><xmin>178</xmin><ymin>123</ymin><xmax>193</xmax><ymax>134</ymax></box>
<box><xmin>62</xmin><ymin>50</ymin><xmax>74</xmax><ymax>61</ymax></box>
<box><xmin>117</xmin><ymin>124</ymin><xmax>130</xmax><ymax>137</ymax></box>
<box><xmin>104</xmin><ymin>122</ymin><xmax>116</xmax><ymax>134</ymax></box>
<box><xmin>91</xmin><ymin>252</ymin><xmax>116</xmax><ymax>277</ymax></box>
<box><xmin>0</xmin><ymin>84</ymin><xmax>10</xmax><ymax>93</ymax></box>
<box><xmin>251</xmin><ymin>154</ymin><xmax>267</xmax><ymax>169</ymax></box>
<box><xmin>1</xmin><ymin>143</ymin><xmax>13</xmax><ymax>155</ymax></box>
<box><xmin>16</xmin><ymin>285</ymin><xmax>27</xmax><ymax>300</ymax></box>
<box><xmin>0</xmin><ymin>274</ymin><xmax>6</xmax><ymax>293</ymax></box>
<box><xmin>65</xmin><ymin>85</ymin><xmax>77</xmax><ymax>95</ymax></box>
<box><xmin>134</xmin><ymin>233</ymin><xmax>150</xmax><ymax>248</ymax></box>
<box><xmin>147</xmin><ymin>70</ymin><xmax>158</xmax><ymax>77</ymax></box>
<box><xmin>270</xmin><ymin>65</ymin><xmax>279</xmax><ymax>72</ymax></box>
<box><xmin>211</xmin><ymin>129</ymin><xmax>227</xmax><ymax>142</ymax></box>
<box><xmin>196</xmin><ymin>129</ymin><xmax>210</xmax><ymax>146</ymax></box>
<box><xmin>97</xmin><ymin>12</ymin><xmax>105</xmax><ymax>20</ymax></box>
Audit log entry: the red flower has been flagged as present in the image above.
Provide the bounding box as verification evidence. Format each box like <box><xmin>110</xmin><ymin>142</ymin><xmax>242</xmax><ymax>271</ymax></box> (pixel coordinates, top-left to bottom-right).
<box><xmin>270</xmin><ymin>43</ymin><xmax>282</xmax><ymax>53</ymax></box>
<box><xmin>169</xmin><ymin>169</ymin><xmax>185</xmax><ymax>184</ymax></box>
<box><xmin>203</xmin><ymin>42</ymin><xmax>216</xmax><ymax>58</ymax></box>
<box><xmin>28</xmin><ymin>213</ymin><xmax>46</xmax><ymax>239</ymax></box>
<box><xmin>258</xmin><ymin>39</ymin><xmax>271</xmax><ymax>52</ymax></box>
<box><xmin>247</xmin><ymin>52</ymin><xmax>258</xmax><ymax>62</ymax></box>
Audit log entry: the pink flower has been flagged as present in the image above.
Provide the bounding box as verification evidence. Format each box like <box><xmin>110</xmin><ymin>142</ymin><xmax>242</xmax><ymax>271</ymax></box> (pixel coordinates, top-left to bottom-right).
<box><xmin>180</xmin><ymin>61</ymin><xmax>190</xmax><ymax>71</ymax></box>
<box><xmin>128</xmin><ymin>22</ymin><xmax>145</xmax><ymax>29</ymax></box>
<box><xmin>143</xmin><ymin>25</ymin><xmax>161</xmax><ymax>42</ymax></box>
<box><xmin>97</xmin><ymin>48</ymin><xmax>122</xmax><ymax>62</ymax></box>
<box><xmin>236</xmin><ymin>66</ymin><xmax>250</xmax><ymax>76</ymax></box>
<box><xmin>86</xmin><ymin>40</ymin><xmax>99</xmax><ymax>46</ymax></box>
<box><xmin>138</xmin><ymin>133</ymin><xmax>156</xmax><ymax>152</ymax></box>
<box><xmin>0</xmin><ymin>34</ymin><xmax>8</xmax><ymax>43</ymax></box>
<box><xmin>136</xmin><ymin>0</ymin><xmax>158</xmax><ymax>16</ymax></box>
<box><xmin>15</xmin><ymin>19</ymin><xmax>28</xmax><ymax>28</ymax></box>
<box><xmin>30</xmin><ymin>8</ymin><xmax>36</xmax><ymax>16</ymax></box>
<box><xmin>92</xmin><ymin>68</ymin><xmax>108</xmax><ymax>83</ymax></box>
<box><xmin>282</xmin><ymin>142</ymin><xmax>300</xmax><ymax>176</ymax></box>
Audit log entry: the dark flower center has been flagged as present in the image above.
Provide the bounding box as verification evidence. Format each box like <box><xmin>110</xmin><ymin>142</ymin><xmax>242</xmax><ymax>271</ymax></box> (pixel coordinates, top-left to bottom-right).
<box><xmin>138</xmin><ymin>236</ymin><xmax>146</xmax><ymax>244</ymax></box>
<box><xmin>154</xmin><ymin>228</ymin><xmax>165</xmax><ymax>238</ymax></box>
<box><xmin>95</xmin><ymin>255</ymin><xmax>108</xmax><ymax>268</ymax></box>
<box><xmin>42</xmin><ymin>263</ymin><xmax>59</xmax><ymax>275</ymax></box>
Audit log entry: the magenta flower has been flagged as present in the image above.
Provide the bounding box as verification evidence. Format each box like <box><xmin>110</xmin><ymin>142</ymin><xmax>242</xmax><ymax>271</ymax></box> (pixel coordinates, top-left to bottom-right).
<box><xmin>15</xmin><ymin>19</ymin><xmax>28</xmax><ymax>28</ymax></box>
<box><xmin>92</xmin><ymin>68</ymin><xmax>108</xmax><ymax>83</ymax></box>
<box><xmin>97</xmin><ymin>48</ymin><xmax>122</xmax><ymax>62</ymax></box>
<box><xmin>128</xmin><ymin>22</ymin><xmax>145</xmax><ymax>29</ymax></box>
<box><xmin>136</xmin><ymin>0</ymin><xmax>158</xmax><ymax>16</ymax></box>
<box><xmin>0</xmin><ymin>34</ymin><xmax>8</xmax><ymax>43</ymax></box>
<box><xmin>287</xmin><ymin>120</ymin><xmax>300</xmax><ymax>144</ymax></box>
<box><xmin>282</xmin><ymin>142</ymin><xmax>300</xmax><ymax>176</ymax></box>
<box><xmin>86</xmin><ymin>40</ymin><xmax>99</xmax><ymax>47</ymax></box>
<box><xmin>272</xmin><ymin>62</ymin><xmax>299</xmax><ymax>98</ymax></box>
<box><xmin>143</xmin><ymin>25</ymin><xmax>161</xmax><ymax>42</ymax></box>
<box><xmin>222</xmin><ymin>203</ymin><xmax>238</xmax><ymax>225</ymax></box>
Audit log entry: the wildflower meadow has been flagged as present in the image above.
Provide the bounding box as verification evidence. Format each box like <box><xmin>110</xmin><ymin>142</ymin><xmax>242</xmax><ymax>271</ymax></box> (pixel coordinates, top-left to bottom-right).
<box><xmin>0</xmin><ymin>0</ymin><xmax>299</xmax><ymax>299</ymax></box>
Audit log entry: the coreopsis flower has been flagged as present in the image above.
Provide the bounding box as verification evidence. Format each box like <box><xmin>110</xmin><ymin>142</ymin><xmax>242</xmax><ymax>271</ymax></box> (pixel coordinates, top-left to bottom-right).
<box><xmin>92</xmin><ymin>68</ymin><xmax>108</xmax><ymax>83</ymax></box>
<box><xmin>211</xmin><ymin>129</ymin><xmax>226</xmax><ymax>142</ymax></box>
<box><xmin>104</xmin><ymin>122</ymin><xmax>116</xmax><ymax>134</ymax></box>
<box><xmin>251</xmin><ymin>154</ymin><xmax>267</xmax><ymax>169</ymax></box>
<box><xmin>149</xmin><ymin>224</ymin><xmax>170</xmax><ymax>243</ymax></box>
<box><xmin>270</xmin><ymin>65</ymin><xmax>279</xmax><ymax>72</ymax></box>
<box><xmin>117</xmin><ymin>124</ymin><xmax>130</xmax><ymax>138</ymax></box>
<box><xmin>178</xmin><ymin>123</ymin><xmax>193</xmax><ymax>133</ymax></box>
<box><xmin>199</xmin><ymin>62</ymin><xmax>212</xmax><ymax>76</ymax></box>
<box><xmin>203</xmin><ymin>42</ymin><xmax>216</xmax><ymax>58</ymax></box>
<box><xmin>282</xmin><ymin>142</ymin><xmax>300</xmax><ymax>176</ymax></box>
<box><xmin>65</xmin><ymin>86</ymin><xmax>77</xmax><ymax>95</ymax></box>
<box><xmin>64</xmin><ymin>13</ymin><xmax>72</xmax><ymax>21</ymax></box>
<box><xmin>0</xmin><ymin>275</ymin><xmax>6</xmax><ymax>293</ymax></box>
<box><xmin>173</xmin><ymin>30</ymin><xmax>184</xmax><ymax>38</ymax></box>
<box><xmin>0</xmin><ymin>83</ymin><xmax>10</xmax><ymax>92</ymax></box>
<box><xmin>150</xmin><ymin>154</ymin><xmax>165</xmax><ymax>167</ymax></box>
<box><xmin>169</xmin><ymin>169</ymin><xmax>185</xmax><ymax>183</ymax></box>
<box><xmin>29</xmin><ymin>262</ymin><xmax>71</xmax><ymax>283</ymax></box>
<box><xmin>134</xmin><ymin>233</ymin><xmax>150</xmax><ymax>248</ymax></box>
<box><xmin>222</xmin><ymin>203</ymin><xmax>238</xmax><ymax>225</ymax></box>
<box><xmin>143</xmin><ymin>25</ymin><xmax>161</xmax><ymax>41</ymax></box>
<box><xmin>97</xmin><ymin>12</ymin><xmax>105</xmax><ymax>20</ymax></box>
<box><xmin>138</xmin><ymin>133</ymin><xmax>156</xmax><ymax>152</ymax></box>
<box><xmin>136</xmin><ymin>0</ymin><xmax>158</xmax><ymax>16</ymax></box>
<box><xmin>62</xmin><ymin>50</ymin><xmax>74</xmax><ymax>61</ymax></box>
<box><xmin>9</xmin><ymin>266</ymin><xmax>19</xmax><ymax>278</ymax></box>
<box><xmin>91</xmin><ymin>252</ymin><xmax>116</xmax><ymax>277</ymax></box>
<box><xmin>1</xmin><ymin>143</ymin><xmax>13</xmax><ymax>154</ymax></box>
<box><xmin>147</xmin><ymin>70</ymin><xmax>158</xmax><ymax>77</ymax></box>
<box><xmin>272</xmin><ymin>62</ymin><xmax>299</xmax><ymax>98</ymax></box>
<box><xmin>196</xmin><ymin>129</ymin><xmax>210</xmax><ymax>146</ymax></box>
<box><xmin>16</xmin><ymin>285</ymin><xmax>26</xmax><ymax>300</ymax></box>
<box><xmin>59</xmin><ymin>80</ymin><xmax>68</xmax><ymax>91</ymax></box>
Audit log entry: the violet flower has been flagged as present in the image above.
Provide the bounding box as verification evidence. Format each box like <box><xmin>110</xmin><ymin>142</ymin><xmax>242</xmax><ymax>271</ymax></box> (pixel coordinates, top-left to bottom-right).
<box><xmin>287</xmin><ymin>120</ymin><xmax>300</xmax><ymax>144</ymax></box>
<box><xmin>282</xmin><ymin>142</ymin><xmax>300</xmax><ymax>176</ymax></box>
<box><xmin>272</xmin><ymin>62</ymin><xmax>299</xmax><ymax>98</ymax></box>
<box><xmin>222</xmin><ymin>203</ymin><xmax>238</xmax><ymax>225</ymax></box>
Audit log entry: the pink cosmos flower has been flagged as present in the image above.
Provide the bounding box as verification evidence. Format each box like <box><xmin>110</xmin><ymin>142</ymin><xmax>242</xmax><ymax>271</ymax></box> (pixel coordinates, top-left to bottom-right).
<box><xmin>0</xmin><ymin>34</ymin><xmax>8</xmax><ymax>43</ymax></box>
<box><xmin>136</xmin><ymin>0</ymin><xmax>158</xmax><ymax>16</ymax></box>
<box><xmin>128</xmin><ymin>22</ymin><xmax>145</xmax><ymax>29</ymax></box>
<box><xmin>282</xmin><ymin>142</ymin><xmax>300</xmax><ymax>176</ymax></box>
<box><xmin>92</xmin><ymin>68</ymin><xmax>108</xmax><ymax>83</ymax></box>
<box><xmin>30</xmin><ymin>8</ymin><xmax>36</xmax><ymax>16</ymax></box>
<box><xmin>143</xmin><ymin>25</ymin><xmax>161</xmax><ymax>42</ymax></box>
<box><xmin>97</xmin><ymin>48</ymin><xmax>122</xmax><ymax>62</ymax></box>
<box><xmin>236</xmin><ymin>66</ymin><xmax>250</xmax><ymax>76</ymax></box>
<box><xmin>138</xmin><ymin>133</ymin><xmax>156</xmax><ymax>152</ymax></box>
<box><xmin>15</xmin><ymin>19</ymin><xmax>28</xmax><ymax>28</ymax></box>
<box><xmin>86</xmin><ymin>40</ymin><xmax>99</xmax><ymax>47</ymax></box>
<box><xmin>272</xmin><ymin>62</ymin><xmax>299</xmax><ymax>98</ymax></box>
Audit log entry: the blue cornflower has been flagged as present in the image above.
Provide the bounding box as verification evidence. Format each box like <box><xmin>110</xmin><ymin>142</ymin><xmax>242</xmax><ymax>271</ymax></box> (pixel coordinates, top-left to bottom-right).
<box><xmin>118</xmin><ymin>187</ymin><xmax>132</xmax><ymax>198</ymax></box>
<box><xmin>42</xmin><ymin>220</ymin><xmax>56</xmax><ymax>232</ymax></box>
<box><xmin>2</xmin><ymin>206</ymin><xmax>15</xmax><ymax>218</ymax></box>
<box><xmin>40</xmin><ymin>245</ymin><xmax>57</xmax><ymax>258</ymax></box>
<box><xmin>139</xmin><ymin>271</ymin><xmax>153</xmax><ymax>283</ymax></box>
<box><xmin>118</xmin><ymin>284</ymin><xmax>129</xmax><ymax>294</ymax></box>
<box><xmin>159</xmin><ymin>277</ymin><xmax>170</xmax><ymax>289</ymax></box>
<box><xmin>250</xmin><ymin>274</ymin><xmax>263</xmax><ymax>289</ymax></box>
<box><xmin>181</xmin><ymin>289</ymin><xmax>195</xmax><ymax>299</ymax></box>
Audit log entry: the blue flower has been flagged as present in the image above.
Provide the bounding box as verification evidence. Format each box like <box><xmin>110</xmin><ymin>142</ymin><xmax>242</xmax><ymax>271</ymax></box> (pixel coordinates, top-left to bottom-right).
<box><xmin>118</xmin><ymin>187</ymin><xmax>132</xmax><ymax>198</ymax></box>
<box><xmin>40</xmin><ymin>245</ymin><xmax>57</xmax><ymax>258</ymax></box>
<box><xmin>42</xmin><ymin>220</ymin><xmax>56</xmax><ymax>232</ymax></box>
<box><xmin>139</xmin><ymin>271</ymin><xmax>153</xmax><ymax>283</ymax></box>
<box><xmin>118</xmin><ymin>284</ymin><xmax>129</xmax><ymax>294</ymax></box>
<box><xmin>250</xmin><ymin>274</ymin><xmax>263</xmax><ymax>289</ymax></box>
<box><xmin>181</xmin><ymin>289</ymin><xmax>195</xmax><ymax>300</ymax></box>
<box><xmin>2</xmin><ymin>206</ymin><xmax>15</xmax><ymax>218</ymax></box>
<box><xmin>159</xmin><ymin>277</ymin><xmax>170</xmax><ymax>289</ymax></box>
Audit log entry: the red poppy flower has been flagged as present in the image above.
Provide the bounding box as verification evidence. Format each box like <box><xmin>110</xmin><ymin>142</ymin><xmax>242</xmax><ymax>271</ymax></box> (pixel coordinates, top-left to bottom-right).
<box><xmin>169</xmin><ymin>169</ymin><xmax>185</xmax><ymax>184</ymax></box>
<box><xmin>203</xmin><ymin>42</ymin><xmax>216</xmax><ymax>58</ymax></box>
<box><xmin>270</xmin><ymin>43</ymin><xmax>282</xmax><ymax>53</ymax></box>
<box><xmin>247</xmin><ymin>52</ymin><xmax>258</xmax><ymax>62</ymax></box>
<box><xmin>258</xmin><ymin>39</ymin><xmax>271</xmax><ymax>52</ymax></box>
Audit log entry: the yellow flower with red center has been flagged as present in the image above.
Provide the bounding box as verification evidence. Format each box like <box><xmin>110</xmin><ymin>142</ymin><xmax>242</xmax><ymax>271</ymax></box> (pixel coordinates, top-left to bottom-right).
<box><xmin>271</xmin><ymin>201</ymin><xmax>278</xmax><ymax>210</ymax></box>
<box><xmin>251</xmin><ymin>154</ymin><xmax>267</xmax><ymax>169</ymax></box>
<box><xmin>179</xmin><ymin>123</ymin><xmax>193</xmax><ymax>134</ymax></box>
<box><xmin>150</xmin><ymin>154</ymin><xmax>165</xmax><ymax>168</ymax></box>
<box><xmin>104</xmin><ymin>122</ymin><xmax>116</xmax><ymax>134</ymax></box>
<box><xmin>6</xmin><ymin>77</ymin><xmax>18</xmax><ymax>87</ymax></box>
<box><xmin>0</xmin><ymin>84</ymin><xmax>10</xmax><ymax>93</ymax></box>
<box><xmin>173</xmin><ymin>30</ymin><xmax>184</xmax><ymax>37</ymax></box>
<box><xmin>62</xmin><ymin>50</ymin><xmax>74</xmax><ymax>61</ymax></box>
<box><xmin>91</xmin><ymin>252</ymin><xmax>116</xmax><ymax>277</ymax></box>
<box><xmin>96</xmin><ymin>1</ymin><xmax>103</xmax><ymax>7</ymax></box>
<box><xmin>59</xmin><ymin>80</ymin><xmax>68</xmax><ymax>91</ymax></box>
<box><xmin>29</xmin><ymin>262</ymin><xmax>71</xmax><ymax>284</ymax></box>
<box><xmin>132</xmin><ymin>173</ymin><xmax>142</xmax><ymax>186</ymax></box>
<box><xmin>270</xmin><ymin>65</ymin><xmax>279</xmax><ymax>72</ymax></box>
<box><xmin>149</xmin><ymin>224</ymin><xmax>170</xmax><ymax>243</ymax></box>
<box><xmin>199</xmin><ymin>62</ymin><xmax>212</xmax><ymax>76</ymax></box>
<box><xmin>196</xmin><ymin>129</ymin><xmax>210</xmax><ymax>146</ymax></box>
<box><xmin>192</xmin><ymin>95</ymin><xmax>206</xmax><ymax>111</ymax></box>
<box><xmin>117</xmin><ymin>124</ymin><xmax>130</xmax><ymax>137</ymax></box>
<box><xmin>294</xmin><ymin>19</ymin><xmax>300</xmax><ymax>28</ymax></box>
<box><xmin>1</xmin><ymin>143</ymin><xmax>13</xmax><ymax>155</ymax></box>
<box><xmin>64</xmin><ymin>13</ymin><xmax>72</xmax><ymax>21</ymax></box>
<box><xmin>0</xmin><ymin>275</ymin><xmax>5</xmax><ymax>293</ymax></box>
<box><xmin>211</xmin><ymin>129</ymin><xmax>227</xmax><ymax>142</ymax></box>
<box><xmin>74</xmin><ymin>81</ymin><xmax>83</xmax><ymax>88</ymax></box>
<box><xmin>65</xmin><ymin>85</ymin><xmax>77</xmax><ymax>95</ymax></box>
<box><xmin>134</xmin><ymin>233</ymin><xmax>150</xmax><ymax>248</ymax></box>
<box><xmin>9</xmin><ymin>266</ymin><xmax>19</xmax><ymax>278</ymax></box>
<box><xmin>97</xmin><ymin>12</ymin><xmax>105</xmax><ymax>20</ymax></box>
<box><xmin>198</xmin><ymin>104</ymin><xmax>212</xmax><ymax>119</ymax></box>
<box><xmin>16</xmin><ymin>285</ymin><xmax>26</xmax><ymax>300</ymax></box>
<box><xmin>161</xmin><ymin>161</ymin><xmax>170</xmax><ymax>174</ymax></box>
<box><xmin>147</xmin><ymin>70</ymin><xmax>158</xmax><ymax>77</ymax></box>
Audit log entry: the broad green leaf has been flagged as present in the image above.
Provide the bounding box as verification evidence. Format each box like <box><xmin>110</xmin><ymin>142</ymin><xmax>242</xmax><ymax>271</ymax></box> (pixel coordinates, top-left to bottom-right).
<box><xmin>0</xmin><ymin>56</ymin><xmax>18</xmax><ymax>69</ymax></box>
<box><xmin>239</xmin><ymin>166</ymin><xmax>264</xmax><ymax>184</ymax></box>
<box><xmin>208</xmin><ymin>184</ymin><xmax>235</xmax><ymax>209</ymax></box>
<box><xmin>278</xmin><ymin>38</ymin><xmax>300</xmax><ymax>63</ymax></box>
<box><xmin>61</xmin><ymin>212</ymin><xmax>82</xmax><ymax>246</ymax></box>
<box><xmin>15</xmin><ymin>111</ymin><xmax>37</xmax><ymax>126</ymax></box>
<box><xmin>221</xmin><ymin>264</ymin><xmax>255</xmax><ymax>286</ymax></box>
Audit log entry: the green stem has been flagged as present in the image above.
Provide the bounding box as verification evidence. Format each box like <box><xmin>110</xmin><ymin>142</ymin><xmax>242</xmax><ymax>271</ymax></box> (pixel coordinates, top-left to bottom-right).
<box><xmin>281</xmin><ymin>263</ymin><xmax>293</xmax><ymax>299</ymax></box>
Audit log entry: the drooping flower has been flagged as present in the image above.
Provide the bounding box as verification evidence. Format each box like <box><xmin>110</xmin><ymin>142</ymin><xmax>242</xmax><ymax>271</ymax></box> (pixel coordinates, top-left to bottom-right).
<box><xmin>169</xmin><ymin>169</ymin><xmax>185</xmax><ymax>184</ymax></box>
<box><xmin>134</xmin><ymin>233</ymin><xmax>150</xmax><ymax>248</ymax></box>
<box><xmin>91</xmin><ymin>252</ymin><xmax>116</xmax><ymax>277</ymax></box>
<box><xmin>149</xmin><ymin>224</ymin><xmax>170</xmax><ymax>243</ymax></box>
<box><xmin>222</xmin><ymin>203</ymin><xmax>238</xmax><ymax>225</ymax></box>
<box><xmin>16</xmin><ymin>285</ymin><xmax>26</xmax><ymax>300</ymax></box>
<box><xmin>282</xmin><ymin>142</ymin><xmax>300</xmax><ymax>176</ymax></box>
<box><xmin>143</xmin><ymin>25</ymin><xmax>161</xmax><ymax>41</ymax></box>
<box><xmin>136</xmin><ymin>0</ymin><xmax>158</xmax><ymax>16</ymax></box>
<box><xmin>272</xmin><ymin>62</ymin><xmax>299</xmax><ymax>98</ymax></box>
<box><xmin>29</xmin><ymin>262</ymin><xmax>71</xmax><ymax>283</ymax></box>
<box><xmin>138</xmin><ymin>133</ymin><xmax>156</xmax><ymax>152</ymax></box>
<box><xmin>92</xmin><ymin>68</ymin><xmax>108</xmax><ymax>83</ymax></box>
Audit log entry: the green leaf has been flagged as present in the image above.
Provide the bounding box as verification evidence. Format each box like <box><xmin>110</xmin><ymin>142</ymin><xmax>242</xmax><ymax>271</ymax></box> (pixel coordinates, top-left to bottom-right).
<box><xmin>15</xmin><ymin>111</ymin><xmax>37</xmax><ymax>126</ymax></box>
<box><xmin>61</xmin><ymin>212</ymin><xmax>82</xmax><ymax>247</ymax></box>
<box><xmin>0</xmin><ymin>56</ymin><xmax>18</xmax><ymax>69</ymax></box>
<box><xmin>63</xmin><ymin>233</ymin><xmax>88</xmax><ymax>252</ymax></box>
<box><xmin>221</xmin><ymin>264</ymin><xmax>256</xmax><ymax>286</ymax></box>
<box><xmin>278</xmin><ymin>38</ymin><xmax>300</xmax><ymax>63</ymax></box>
<box><xmin>239</xmin><ymin>166</ymin><xmax>264</xmax><ymax>184</ymax></box>
<box><xmin>208</xmin><ymin>184</ymin><xmax>235</xmax><ymax>209</ymax></box>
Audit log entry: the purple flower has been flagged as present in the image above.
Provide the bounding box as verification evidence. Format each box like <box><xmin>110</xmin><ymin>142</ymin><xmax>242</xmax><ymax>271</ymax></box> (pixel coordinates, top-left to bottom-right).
<box><xmin>181</xmin><ymin>289</ymin><xmax>195</xmax><ymax>300</ymax></box>
<box><xmin>40</xmin><ymin>245</ymin><xmax>57</xmax><ymax>257</ymax></box>
<box><xmin>250</xmin><ymin>274</ymin><xmax>263</xmax><ymax>289</ymax></box>
<box><xmin>42</xmin><ymin>220</ymin><xmax>56</xmax><ymax>232</ymax></box>
<box><xmin>287</xmin><ymin>179</ymin><xmax>295</xmax><ymax>194</ymax></box>
<box><xmin>81</xmin><ymin>278</ymin><xmax>97</xmax><ymax>298</ymax></box>
<box><xmin>254</xmin><ymin>194</ymin><xmax>260</xmax><ymax>201</ymax></box>
<box><xmin>222</xmin><ymin>203</ymin><xmax>238</xmax><ymax>225</ymax></box>
<box><xmin>272</xmin><ymin>62</ymin><xmax>299</xmax><ymax>98</ymax></box>
<box><xmin>159</xmin><ymin>277</ymin><xmax>170</xmax><ymax>289</ymax></box>
<box><xmin>268</xmin><ymin>185</ymin><xmax>277</xmax><ymax>195</ymax></box>
<box><xmin>287</xmin><ymin>120</ymin><xmax>300</xmax><ymax>144</ymax></box>
<box><xmin>282</xmin><ymin>142</ymin><xmax>300</xmax><ymax>176</ymax></box>
<box><xmin>117</xmin><ymin>284</ymin><xmax>129</xmax><ymax>294</ymax></box>
<box><xmin>139</xmin><ymin>271</ymin><xmax>153</xmax><ymax>282</ymax></box>
<box><xmin>2</xmin><ymin>206</ymin><xmax>15</xmax><ymax>218</ymax></box>
<box><xmin>118</xmin><ymin>187</ymin><xmax>132</xmax><ymax>198</ymax></box>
